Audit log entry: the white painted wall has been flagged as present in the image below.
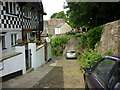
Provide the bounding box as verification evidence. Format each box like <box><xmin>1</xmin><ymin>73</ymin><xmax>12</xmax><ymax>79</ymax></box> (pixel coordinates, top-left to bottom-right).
<box><xmin>2</xmin><ymin>31</ymin><xmax>22</xmax><ymax>58</ymax></box>
<box><xmin>55</xmin><ymin>28</ymin><xmax>60</xmax><ymax>34</ymax></box>
<box><xmin>47</xmin><ymin>43</ymin><xmax>51</xmax><ymax>61</ymax></box>
<box><xmin>0</xmin><ymin>46</ymin><xmax>26</xmax><ymax>77</ymax></box>
<box><xmin>0</xmin><ymin>38</ymin><xmax>2</xmax><ymax>58</ymax></box>
<box><xmin>55</xmin><ymin>23</ymin><xmax>72</xmax><ymax>35</ymax></box>
<box><xmin>15</xmin><ymin>46</ymin><xmax>26</xmax><ymax>74</ymax></box>
<box><xmin>28</xmin><ymin>43</ymin><xmax>36</xmax><ymax>69</ymax></box>
<box><xmin>60</xmin><ymin>23</ymin><xmax>71</xmax><ymax>34</ymax></box>
<box><xmin>28</xmin><ymin>43</ymin><xmax>45</xmax><ymax>70</ymax></box>
<box><xmin>36</xmin><ymin>45</ymin><xmax>45</xmax><ymax>68</ymax></box>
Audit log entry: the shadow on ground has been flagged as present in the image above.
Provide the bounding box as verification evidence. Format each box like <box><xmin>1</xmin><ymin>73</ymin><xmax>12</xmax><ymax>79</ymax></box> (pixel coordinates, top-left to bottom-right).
<box><xmin>32</xmin><ymin>66</ymin><xmax>64</xmax><ymax>88</ymax></box>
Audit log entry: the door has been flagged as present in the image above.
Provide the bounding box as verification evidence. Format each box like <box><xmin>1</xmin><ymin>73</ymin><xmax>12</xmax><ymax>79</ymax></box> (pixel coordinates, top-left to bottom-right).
<box><xmin>25</xmin><ymin>49</ymin><xmax>32</xmax><ymax>70</ymax></box>
<box><xmin>86</xmin><ymin>58</ymin><xmax>116</xmax><ymax>89</ymax></box>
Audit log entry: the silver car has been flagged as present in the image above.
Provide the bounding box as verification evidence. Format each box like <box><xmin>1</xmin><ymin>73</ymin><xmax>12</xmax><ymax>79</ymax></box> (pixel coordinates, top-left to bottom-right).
<box><xmin>66</xmin><ymin>50</ymin><xmax>77</xmax><ymax>59</ymax></box>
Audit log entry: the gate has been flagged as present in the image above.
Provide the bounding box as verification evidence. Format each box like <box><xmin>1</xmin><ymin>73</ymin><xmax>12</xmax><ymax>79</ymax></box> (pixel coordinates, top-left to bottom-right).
<box><xmin>25</xmin><ymin>49</ymin><xmax>32</xmax><ymax>70</ymax></box>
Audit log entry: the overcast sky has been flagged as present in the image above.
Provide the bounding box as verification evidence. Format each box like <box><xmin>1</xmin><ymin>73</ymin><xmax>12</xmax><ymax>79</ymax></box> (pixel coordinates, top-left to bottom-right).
<box><xmin>42</xmin><ymin>0</ymin><xmax>66</xmax><ymax>20</ymax></box>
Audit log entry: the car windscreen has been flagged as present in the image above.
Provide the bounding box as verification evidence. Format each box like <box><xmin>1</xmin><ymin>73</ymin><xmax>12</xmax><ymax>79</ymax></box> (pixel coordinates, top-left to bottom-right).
<box><xmin>67</xmin><ymin>51</ymin><xmax>75</xmax><ymax>53</ymax></box>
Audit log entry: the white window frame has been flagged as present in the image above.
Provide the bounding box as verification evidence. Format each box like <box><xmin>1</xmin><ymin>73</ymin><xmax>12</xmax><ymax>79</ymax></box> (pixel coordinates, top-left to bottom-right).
<box><xmin>11</xmin><ymin>34</ymin><xmax>17</xmax><ymax>46</ymax></box>
<box><xmin>5</xmin><ymin>2</ymin><xmax>17</xmax><ymax>15</ymax></box>
<box><xmin>27</xmin><ymin>32</ymin><xmax>30</xmax><ymax>40</ymax></box>
<box><xmin>2</xmin><ymin>36</ymin><xmax>6</xmax><ymax>50</ymax></box>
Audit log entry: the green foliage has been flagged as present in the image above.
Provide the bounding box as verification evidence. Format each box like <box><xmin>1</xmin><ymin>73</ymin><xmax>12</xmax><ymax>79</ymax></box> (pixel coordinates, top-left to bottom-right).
<box><xmin>65</xmin><ymin>2</ymin><xmax>120</xmax><ymax>29</ymax></box>
<box><xmin>51</xmin><ymin>35</ymin><xmax>72</xmax><ymax>56</ymax></box>
<box><xmin>80</xmin><ymin>49</ymin><xmax>102</xmax><ymax>68</ymax></box>
<box><xmin>76</xmin><ymin>26</ymin><xmax>103</xmax><ymax>49</ymax></box>
<box><xmin>79</xmin><ymin>49</ymin><xmax>113</xmax><ymax>71</ymax></box>
<box><xmin>75</xmin><ymin>33</ymin><xmax>82</xmax><ymax>37</ymax></box>
<box><xmin>48</xmin><ymin>34</ymin><xmax>53</xmax><ymax>37</ymax></box>
<box><xmin>77</xmin><ymin>34</ymin><xmax>89</xmax><ymax>48</ymax></box>
<box><xmin>87</xmin><ymin>26</ymin><xmax>103</xmax><ymax>49</ymax></box>
<box><xmin>65</xmin><ymin>32</ymin><xmax>76</xmax><ymax>35</ymax></box>
<box><xmin>50</xmin><ymin>11</ymin><xmax>67</xmax><ymax>21</ymax></box>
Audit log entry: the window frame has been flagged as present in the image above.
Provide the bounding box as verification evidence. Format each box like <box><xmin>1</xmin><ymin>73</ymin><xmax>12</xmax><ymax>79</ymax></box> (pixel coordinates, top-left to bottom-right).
<box><xmin>11</xmin><ymin>34</ymin><xmax>18</xmax><ymax>46</ymax></box>
<box><xmin>2</xmin><ymin>36</ymin><xmax>7</xmax><ymax>50</ymax></box>
<box><xmin>23</xmin><ymin>6</ymin><xmax>31</xmax><ymax>18</ymax></box>
<box><xmin>108</xmin><ymin>64</ymin><xmax>120</xmax><ymax>89</ymax></box>
<box><xmin>5</xmin><ymin>2</ymin><xmax>17</xmax><ymax>15</ymax></box>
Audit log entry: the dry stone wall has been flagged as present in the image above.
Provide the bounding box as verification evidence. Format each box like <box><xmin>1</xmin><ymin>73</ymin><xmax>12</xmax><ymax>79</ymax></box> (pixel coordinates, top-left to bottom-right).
<box><xmin>97</xmin><ymin>20</ymin><xmax>120</xmax><ymax>55</ymax></box>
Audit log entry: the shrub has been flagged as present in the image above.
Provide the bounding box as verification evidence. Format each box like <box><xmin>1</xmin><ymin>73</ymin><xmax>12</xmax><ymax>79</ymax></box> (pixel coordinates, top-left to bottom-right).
<box><xmin>77</xmin><ymin>34</ymin><xmax>89</xmax><ymax>49</ymax></box>
<box><xmin>75</xmin><ymin>33</ymin><xmax>82</xmax><ymax>37</ymax></box>
<box><xmin>65</xmin><ymin>32</ymin><xmax>76</xmax><ymax>35</ymax></box>
<box><xmin>79</xmin><ymin>49</ymin><xmax>113</xmax><ymax>72</ymax></box>
<box><xmin>87</xmin><ymin>26</ymin><xmax>103</xmax><ymax>49</ymax></box>
<box><xmin>51</xmin><ymin>35</ymin><xmax>72</xmax><ymax>56</ymax></box>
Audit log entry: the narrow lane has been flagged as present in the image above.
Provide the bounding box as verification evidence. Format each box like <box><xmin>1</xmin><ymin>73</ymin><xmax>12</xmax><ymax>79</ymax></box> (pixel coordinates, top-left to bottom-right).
<box><xmin>33</xmin><ymin>57</ymin><xmax>84</xmax><ymax>88</ymax></box>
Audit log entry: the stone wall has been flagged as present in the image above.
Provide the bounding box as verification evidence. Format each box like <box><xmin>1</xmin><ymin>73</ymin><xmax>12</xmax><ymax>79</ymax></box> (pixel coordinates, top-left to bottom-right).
<box><xmin>97</xmin><ymin>20</ymin><xmax>120</xmax><ymax>55</ymax></box>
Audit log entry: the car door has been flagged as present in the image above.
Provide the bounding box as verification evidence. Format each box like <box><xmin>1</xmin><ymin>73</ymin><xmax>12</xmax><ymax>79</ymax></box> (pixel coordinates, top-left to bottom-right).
<box><xmin>86</xmin><ymin>58</ymin><xmax>116</xmax><ymax>89</ymax></box>
<box><xmin>108</xmin><ymin>64</ymin><xmax>120</xmax><ymax>90</ymax></box>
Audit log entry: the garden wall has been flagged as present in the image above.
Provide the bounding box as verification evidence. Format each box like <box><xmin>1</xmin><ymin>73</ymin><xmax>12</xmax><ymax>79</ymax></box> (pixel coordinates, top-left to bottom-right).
<box><xmin>97</xmin><ymin>20</ymin><xmax>120</xmax><ymax>55</ymax></box>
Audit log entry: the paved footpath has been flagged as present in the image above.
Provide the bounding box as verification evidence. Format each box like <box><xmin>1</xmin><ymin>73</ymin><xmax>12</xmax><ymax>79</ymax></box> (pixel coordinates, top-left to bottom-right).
<box><xmin>2</xmin><ymin>56</ymin><xmax>84</xmax><ymax>88</ymax></box>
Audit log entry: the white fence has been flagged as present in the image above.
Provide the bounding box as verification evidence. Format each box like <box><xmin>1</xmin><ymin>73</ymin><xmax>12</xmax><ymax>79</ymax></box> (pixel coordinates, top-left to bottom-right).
<box><xmin>0</xmin><ymin>46</ymin><xmax>26</xmax><ymax>77</ymax></box>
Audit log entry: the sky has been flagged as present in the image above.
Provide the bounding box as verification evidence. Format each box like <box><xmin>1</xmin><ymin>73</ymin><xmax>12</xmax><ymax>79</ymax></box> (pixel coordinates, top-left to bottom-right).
<box><xmin>42</xmin><ymin>0</ymin><xmax>66</xmax><ymax>20</ymax></box>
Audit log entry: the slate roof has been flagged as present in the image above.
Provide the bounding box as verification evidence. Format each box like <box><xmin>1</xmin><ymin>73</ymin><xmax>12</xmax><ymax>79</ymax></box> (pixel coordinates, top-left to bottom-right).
<box><xmin>56</xmin><ymin>23</ymin><xmax>65</xmax><ymax>28</ymax></box>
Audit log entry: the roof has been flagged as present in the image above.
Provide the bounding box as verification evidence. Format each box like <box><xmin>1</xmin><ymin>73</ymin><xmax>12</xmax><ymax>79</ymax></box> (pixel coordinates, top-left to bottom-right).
<box><xmin>48</xmin><ymin>19</ymin><xmax>65</xmax><ymax>26</ymax></box>
<box><xmin>56</xmin><ymin>23</ymin><xmax>65</xmax><ymax>28</ymax></box>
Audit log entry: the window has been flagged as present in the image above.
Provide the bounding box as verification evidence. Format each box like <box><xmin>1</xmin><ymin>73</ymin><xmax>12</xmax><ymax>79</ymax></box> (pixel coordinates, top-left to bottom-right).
<box><xmin>92</xmin><ymin>59</ymin><xmax>116</xmax><ymax>84</ymax></box>
<box><xmin>2</xmin><ymin>36</ymin><xmax>6</xmax><ymax>50</ymax></box>
<box><xmin>23</xmin><ymin>7</ymin><xmax>31</xmax><ymax>18</ymax></box>
<box><xmin>11</xmin><ymin>34</ymin><xmax>17</xmax><ymax>46</ymax></box>
<box><xmin>5</xmin><ymin>2</ymin><xmax>17</xmax><ymax>15</ymax></box>
<box><xmin>26</xmin><ymin>32</ymin><xmax>30</xmax><ymax>40</ymax></box>
<box><xmin>108</xmin><ymin>66</ymin><xmax>120</xmax><ymax>89</ymax></box>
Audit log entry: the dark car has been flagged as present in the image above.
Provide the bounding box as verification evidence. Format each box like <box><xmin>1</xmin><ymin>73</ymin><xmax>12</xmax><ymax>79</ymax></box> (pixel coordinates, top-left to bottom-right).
<box><xmin>83</xmin><ymin>55</ymin><xmax>120</xmax><ymax>90</ymax></box>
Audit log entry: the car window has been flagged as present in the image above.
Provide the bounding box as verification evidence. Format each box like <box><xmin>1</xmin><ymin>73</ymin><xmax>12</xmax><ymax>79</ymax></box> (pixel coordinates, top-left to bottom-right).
<box><xmin>108</xmin><ymin>66</ymin><xmax>120</xmax><ymax>90</ymax></box>
<box><xmin>92</xmin><ymin>58</ymin><xmax>116</xmax><ymax>84</ymax></box>
<box><xmin>67</xmin><ymin>51</ymin><xmax>75</xmax><ymax>53</ymax></box>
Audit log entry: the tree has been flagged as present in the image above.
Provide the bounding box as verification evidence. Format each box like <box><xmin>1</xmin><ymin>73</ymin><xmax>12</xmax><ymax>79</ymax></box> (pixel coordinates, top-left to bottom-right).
<box><xmin>65</xmin><ymin>2</ymin><xmax>120</xmax><ymax>29</ymax></box>
<box><xmin>50</xmin><ymin>11</ymin><xmax>67</xmax><ymax>20</ymax></box>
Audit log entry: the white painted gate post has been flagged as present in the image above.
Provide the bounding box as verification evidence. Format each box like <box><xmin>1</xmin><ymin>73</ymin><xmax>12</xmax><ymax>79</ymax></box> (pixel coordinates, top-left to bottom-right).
<box><xmin>28</xmin><ymin>43</ymin><xmax>37</xmax><ymax>69</ymax></box>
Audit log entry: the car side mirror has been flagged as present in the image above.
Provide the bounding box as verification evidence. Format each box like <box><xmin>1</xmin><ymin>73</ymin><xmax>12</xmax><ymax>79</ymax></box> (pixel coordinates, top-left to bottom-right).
<box><xmin>114</xmin><ymin>82</ymin><xmax>120</xmax><ymax>90</ymax></box>
<box><xmin>84</xmin><ymin>66</ymin><xmax>91</xmax><ymax>71</ymax></box>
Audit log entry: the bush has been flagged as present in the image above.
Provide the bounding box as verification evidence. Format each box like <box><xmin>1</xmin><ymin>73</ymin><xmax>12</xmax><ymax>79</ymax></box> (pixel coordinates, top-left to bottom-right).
<box><xmin>65</xmin><ymin>32</ymin><xmax>76</xmax><ymax>35</ymax></box>
<box><xmin>77</xmin><ymin>26</ymin><xmax>103</xmax><ymax>50</ymax></box>
<box><xmin>87</xmin><ymin>26</ymin><xmax>103</xmax><ymax>49</ymax></box>
<box><xmin>51</xmin><ymin>35</ymin><xmax>72</xmax><ymax>56</ymax></box>
<box><xmin>77</xmin><ymin>34</ymin><xmax>89</xmax><ymax>49</ymax></box>
<box><xmin>79</xmin><ymin>49</ymin><xmax>113</xmax><ymax>72</ymax></box>
<box><xmin>80</xmin><ymin>49</ymin><xmax>102</xmax><ymax>70</ymax></box>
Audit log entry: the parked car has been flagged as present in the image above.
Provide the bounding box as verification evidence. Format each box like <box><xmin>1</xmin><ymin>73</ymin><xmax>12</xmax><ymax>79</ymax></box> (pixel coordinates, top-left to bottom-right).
<box><xmin>65</xmin><ymin>50</ymin><xmax>77</xmax><ymax>59</ymax></box>
<box><xmin>83</xmin><ymin>55</ymin><xmax>120</xmax><ymax>90</ymax></box>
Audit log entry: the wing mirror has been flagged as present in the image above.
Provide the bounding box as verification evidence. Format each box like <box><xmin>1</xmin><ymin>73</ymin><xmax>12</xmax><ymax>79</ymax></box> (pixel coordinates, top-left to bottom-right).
<box><xmin>114</xmin><ymin>82</ymin><xmax>120</xmax><ymax>90</ymax></box>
